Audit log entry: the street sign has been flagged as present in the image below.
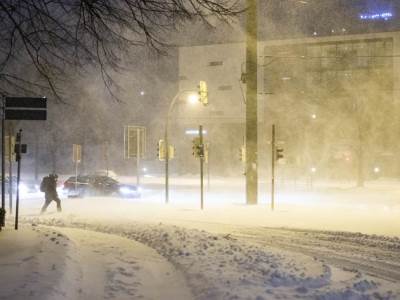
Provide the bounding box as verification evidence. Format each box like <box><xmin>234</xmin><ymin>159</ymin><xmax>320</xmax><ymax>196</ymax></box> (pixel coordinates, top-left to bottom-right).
<box><xmin>72</xmin><ymin>144</ymin><xmax>82</xmax><ymax>163</ymax></box>
<box><xmin>124</xmin><ymin>126</ymin><xmax>146</xmax><ymax>159</ymax></box>
<box><xmin>5</xmin><ymin>97</ymin><xmax>47</xmax><ymax>120</ymax></box>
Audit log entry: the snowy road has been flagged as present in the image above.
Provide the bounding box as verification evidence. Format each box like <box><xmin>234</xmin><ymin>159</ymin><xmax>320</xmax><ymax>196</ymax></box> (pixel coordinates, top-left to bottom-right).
<box><xmin>232</xmin><ymin>227</ymin><xmax>400</xmax><ymax>282</ymax></box>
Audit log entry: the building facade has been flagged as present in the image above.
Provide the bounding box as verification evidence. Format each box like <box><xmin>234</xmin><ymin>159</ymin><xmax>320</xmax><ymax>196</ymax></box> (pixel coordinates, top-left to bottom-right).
<box><xmin>176</xmin><ymin>31</ymin><xmax>400</xmax><ymax>180</ymax></box>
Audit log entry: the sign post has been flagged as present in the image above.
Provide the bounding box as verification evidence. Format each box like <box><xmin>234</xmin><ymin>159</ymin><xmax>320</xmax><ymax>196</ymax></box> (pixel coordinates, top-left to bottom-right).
<box><xmin>124</xmin><ymin>126</ymin><xmax>146</xmax><ymax>186</ymax></box>
<box><xmin>1</xmin><ymin>96</ymin><xmax>46</xmax><ymax>229</ymax></box>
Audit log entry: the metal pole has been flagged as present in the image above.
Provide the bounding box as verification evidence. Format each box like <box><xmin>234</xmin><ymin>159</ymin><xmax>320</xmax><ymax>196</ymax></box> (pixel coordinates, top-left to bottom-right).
<box><xmin>245</xmin><ymin>0</ymin><xmax>258</xmax><ymax>205</ymax></box>
<box><xmin>15</xmin><ymin>129</ymin><xmax>22</xmax><ymax>230</ymax></box>
<box><xmin>164</xmin><ymin>121</ymin><xmax>169</xmax><ymax>204</ymax></box>
<box><xmin>207</xmin><ymin>143</ymin><xmax>210</xmax><ymax>191</ymax></box>
<box><xmin>271</xmin><ymin>124</ymin><xmax>275</xmax><ymax>211</ymax></box>
<box><xmin>75</xmin><ymin>161</ymin><xmax>78</xmax><ymax>191</ymax></box>
<box><xmin>164</xmin><ymin>90</ymin><xmax>195</xmax><ymax>204</ymax></box>
<box><xmin>1</xmin><ymin>97</ymin><xmax>5</xmax><ymax>215</ymax></box>
<box><xmin>136</xmin><ymin>128</ymin><xmax>140</xmax><ymax>187</ymax></box>
<box><xmin>34</xmin><ymin>131</ymin><xmax>39</xmax><ymax>182</ymax></box>
<box><xmin>199</xmin><ymin>125</ymin><xmax>204</xmax><ymax>210</ymax></box>
<box><xmin>8</xmin><ymin>128</ymin><xmax>13</xmax><ymax>214</ymax></box>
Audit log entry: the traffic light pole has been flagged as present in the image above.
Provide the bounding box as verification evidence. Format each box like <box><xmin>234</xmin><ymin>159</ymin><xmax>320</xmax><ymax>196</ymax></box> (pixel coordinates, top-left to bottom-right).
<box><xmin>164</xmin><ymin>88</ymin><xmax>208</xmax><ymax>204</ymax></box>
<box><xmin>199</xmin><ymin>125</ymin><xmax>204</xmax><ymax>210</ymax></box>
<box><xmin>15</xmin><ymin>129</ymin><xmax>22</xmax><ymax>230</ymax></box>
<box><xmin>271</xmin><ymin>124</ymin><xmax>275</xmax><ymax>211</ymax></box>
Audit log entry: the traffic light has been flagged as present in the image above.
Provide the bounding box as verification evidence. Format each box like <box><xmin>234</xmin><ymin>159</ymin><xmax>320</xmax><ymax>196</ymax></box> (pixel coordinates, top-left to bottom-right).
<box><xmin>198</xmin><ymin>81</ymin><xmax>208</xmax><ymax>106</ymax></box>
<box><xmin>239</xmin><ymin>145</ymin><xmax>246</xmax><ymax>162</ymax></box>
<box><xmin>192</xmin><ymin>137</ymin><xmax>204</xmax><ymax>158</ymax></box>
<box><xmin>168</xmin><ymin>145</ymin><xmax>175</xmax><ymax>160</ymax></box>
<box><xmin>157</xmin><ymin>139</ymin><xmax>166</xmax><ymax>161</ymax></box>
<box><xmin>276</xmin><ymin>148</ymin><xmax>284</xmax><ymax>161</ymax></box>
<box><xmin>204</xmin><ymin>143</ymin><xmax>209</xmax><ymax>164</ymax></box>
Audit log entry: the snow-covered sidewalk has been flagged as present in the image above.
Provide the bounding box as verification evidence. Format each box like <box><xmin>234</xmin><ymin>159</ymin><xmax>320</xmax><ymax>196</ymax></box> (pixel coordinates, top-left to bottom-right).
<box><xmin>0</xmin><ymin>225</ymin><xmax>193</xmax><ymax>300</ymax></box>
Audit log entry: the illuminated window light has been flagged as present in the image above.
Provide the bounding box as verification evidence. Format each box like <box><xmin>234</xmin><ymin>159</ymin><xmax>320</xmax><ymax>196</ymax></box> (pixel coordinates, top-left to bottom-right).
<box><xmin>185</xmin><ymin>129</ymin><xmax>207</xmax><ymax>135</ymax></box>
<box><xmin>359</xmin><ymin>12</ymin><xmax>393</xmax><ymax>21</ymax></box>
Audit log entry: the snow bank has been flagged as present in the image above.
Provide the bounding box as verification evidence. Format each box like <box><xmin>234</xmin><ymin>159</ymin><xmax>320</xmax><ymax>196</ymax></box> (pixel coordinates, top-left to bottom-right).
<box><xmin>23</xmin><ymin>216</ymin><xmax>400</xmax><ymax>300</ymax></box>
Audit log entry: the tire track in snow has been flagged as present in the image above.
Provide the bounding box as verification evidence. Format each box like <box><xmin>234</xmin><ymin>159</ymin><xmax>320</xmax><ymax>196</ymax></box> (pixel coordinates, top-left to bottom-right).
<box><xmin>233</xmin><ymin>227</ymin><xmax>400</xmax><ymax>282</ymax></box>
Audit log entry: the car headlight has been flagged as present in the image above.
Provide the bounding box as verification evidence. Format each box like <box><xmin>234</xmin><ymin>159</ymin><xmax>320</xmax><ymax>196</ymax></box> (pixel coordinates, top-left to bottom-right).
<box><xmin>18</xmin><ymin>183</ymin><xmax>28</xmax><ymax>195</ymax></box>
<box><xmin>119</xmin><ymin>186</ymin><xmax>136</xmax><ymax>195</ymax></box>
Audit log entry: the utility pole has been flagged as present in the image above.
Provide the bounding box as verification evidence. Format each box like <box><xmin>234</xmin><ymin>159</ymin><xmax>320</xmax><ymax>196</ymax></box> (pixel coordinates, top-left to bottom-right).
<box><xmin>246</xmin><ymin>0</ymin><xmax>258</xmax><ymax>204</ymax></box>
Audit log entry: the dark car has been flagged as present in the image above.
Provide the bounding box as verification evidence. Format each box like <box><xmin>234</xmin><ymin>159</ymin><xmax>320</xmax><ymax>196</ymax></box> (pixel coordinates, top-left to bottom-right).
<box><xmin>64</xmin><ymin>175</ymin><xmax>140</xmax><ymax>198</ymax></box>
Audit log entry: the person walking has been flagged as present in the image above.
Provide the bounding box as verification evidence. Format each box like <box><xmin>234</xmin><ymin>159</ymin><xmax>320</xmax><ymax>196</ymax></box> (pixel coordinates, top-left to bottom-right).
<box><xmin>40</xmin><ymin>173</ymin><xmax>62</xmax><ymax>213</ymax></box>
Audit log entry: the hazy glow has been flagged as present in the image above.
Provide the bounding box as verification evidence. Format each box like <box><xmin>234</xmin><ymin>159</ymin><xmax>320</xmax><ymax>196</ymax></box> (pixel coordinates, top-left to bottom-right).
<box><xmin>185</xmin><ymin>129</ymin><xmax>207</xmax><ymax>135</ymax></box>
<box><xmin>187</xmin><ymin>93</ymin><xmax>199</xmax><ymax>104</ymax></box>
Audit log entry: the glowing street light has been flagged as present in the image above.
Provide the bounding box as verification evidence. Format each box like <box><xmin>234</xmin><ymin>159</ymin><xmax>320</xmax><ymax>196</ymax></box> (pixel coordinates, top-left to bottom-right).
<box><xmin>311</xmin><ymin>114</ymin><xmax>317</xmax><ymax>119</ymax></box>
<box><xmin>374</xmin><ymin>167</ymin><xmax>380</xmax><ymax>173</ymax></box>
<box><xmin>188</xmin><ymin>93</ymin><xmax>199</xmax><ymax>105</ymax></box>
<box><xmin>310</xmin><ymin>167</ymin><xmax>317</xmax><ymax>173</ymax></box>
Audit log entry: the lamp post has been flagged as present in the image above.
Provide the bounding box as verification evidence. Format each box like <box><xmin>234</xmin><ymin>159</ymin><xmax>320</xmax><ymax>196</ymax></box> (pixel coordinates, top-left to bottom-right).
<box><xmin>164</xmin><ymin>83</ymin><xmax>208</xmax><ymax>204</ymax></box>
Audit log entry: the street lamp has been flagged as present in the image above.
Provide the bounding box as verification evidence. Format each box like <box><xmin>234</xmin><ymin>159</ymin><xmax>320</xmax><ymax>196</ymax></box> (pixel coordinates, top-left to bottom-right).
<box><xmin>164</xmin><ymin>82</ymin><xmax>208</xmax><ymax>204</ymax></box>
<box><xmin>188</xmin><ymin>93</ymin><xmax>199</xmax><ymax>105</ymax></box>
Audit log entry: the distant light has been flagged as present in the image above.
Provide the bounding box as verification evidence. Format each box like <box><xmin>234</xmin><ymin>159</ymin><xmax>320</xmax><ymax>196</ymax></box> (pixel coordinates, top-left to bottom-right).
<box><xmin>311</xmin><ymin>114</ymin><xmax>317</xmax><ymax>119</ymax></box>
<box><xmin>310</xmin><ymin>167</ymin><xmax>317</xmax><ymax>173</ymax></box>
<box><xmin>140</xmin><ymin>91</ymin><xmax>145</xmax><ymax>96</ymax></box>
<box><xmin>360</xmin><ymin>12</ymin><xmax>393</xmax><ymax>21</ymax></box>
<box><xmin>187</xmin><ymin>94</ymin><xmax>199</xmax><ymax>104</ymax></box>
<box><xmin>374</xmin><ymin>167</ymin><xmax>380</xmax><ymax>173</ymax></box>
<box><xmin>185</xmin><ymin>129</ymin><xmax>207</xmax><ymax>135</ymax></box>
<box><xmin>313</xmin><ymin>32</ymin><xmax>317</xmax><ymax>36</ymax></box>
<box><xmin>142</xmin><ymin>167</ymin><xmax>147</xmax><ymax>172</ymax></box>
<box><xmin>281</xmin><ymin>77</ymin><xmax>291</xmax><ymax>81</ymax></box>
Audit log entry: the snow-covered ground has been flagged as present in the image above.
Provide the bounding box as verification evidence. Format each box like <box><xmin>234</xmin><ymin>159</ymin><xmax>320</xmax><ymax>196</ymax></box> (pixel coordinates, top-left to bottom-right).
<box><xmin>1</xmin><ymin>176</ymin><xmax>400</xmax><ymax>299</ymax></box>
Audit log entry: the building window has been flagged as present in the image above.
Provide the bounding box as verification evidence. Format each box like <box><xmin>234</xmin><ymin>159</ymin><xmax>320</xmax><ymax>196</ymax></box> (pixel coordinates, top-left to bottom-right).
<box><xmin>218</xmin><ymin>85</ymin><xmax>232</xmax><ymax>91</ymax></box>
<box><xmin>208</xmin><ymin>61</ymin><xmax>223</xmax><ymax>67</ymax></box>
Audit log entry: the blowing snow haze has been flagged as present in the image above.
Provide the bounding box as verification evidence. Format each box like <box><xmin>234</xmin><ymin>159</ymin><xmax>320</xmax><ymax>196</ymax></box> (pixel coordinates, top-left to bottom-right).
<box><xmin>1</xmin><ymin>0</ymin><xmax>400</xmax><ymax>299</ymax></box>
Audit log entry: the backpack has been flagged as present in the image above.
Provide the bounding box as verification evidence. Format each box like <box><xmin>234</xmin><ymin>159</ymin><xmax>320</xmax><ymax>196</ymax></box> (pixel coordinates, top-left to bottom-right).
<box><xmin>40</xmin><ymin>176</ymin><xmax>50</xmax><ymax>192</ymax></box>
